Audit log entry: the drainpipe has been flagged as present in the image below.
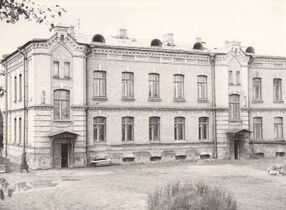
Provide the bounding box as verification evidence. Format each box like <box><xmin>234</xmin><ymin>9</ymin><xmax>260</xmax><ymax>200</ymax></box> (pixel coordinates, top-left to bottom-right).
<box><xmin>247</xmin><ymin>55</ymin><xmax>254</xmax><ymax>158</ymax></box>
<box><xmin>210</xmin><ymin>53</ymin><xmax>217</xmax><ymax>158</ymax></box>
<box><xmin>85</xmin><ymin>49</ymin><xmax>89</xmax><ymax>166</ymax></box>
<box><xmin>18</xmin><ymin>49</ymin><xmax>27</xmax><ymax>155</ymax></box>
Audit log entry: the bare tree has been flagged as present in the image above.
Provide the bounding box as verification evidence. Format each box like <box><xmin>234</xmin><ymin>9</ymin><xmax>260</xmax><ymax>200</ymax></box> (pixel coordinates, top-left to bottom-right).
<box><xmin>0</xmin><ymin>0</ymin><xmax>66</xmax><ymax>29</ymax></box>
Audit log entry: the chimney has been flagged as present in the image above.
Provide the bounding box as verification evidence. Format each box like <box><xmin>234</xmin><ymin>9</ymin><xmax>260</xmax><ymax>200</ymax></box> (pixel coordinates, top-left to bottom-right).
<box><xmin>225</xmin><ymin>40</ymin><xmax>241</xmax><ymax>48</ymax></box>
<box><xmin>118</xmin><ymin>28</ymin><xmax>127</xmax><ymax>39</ymax></box>
<box><xmin>162</xmin><ymin>33</ymin><xmax>174</xmax><ymax>46</ymax></box>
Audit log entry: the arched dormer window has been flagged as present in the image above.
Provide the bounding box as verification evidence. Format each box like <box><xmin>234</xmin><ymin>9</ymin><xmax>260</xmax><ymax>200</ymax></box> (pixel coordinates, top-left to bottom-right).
<box><xmin>246</xmin><ymin>46</ymin><xmax>255</xmax><ymax>54</ymax></box>
<box><xmin>150</xmin><ymin>39</ymin><xmax>162</xmax><ymax>47</ymax></box>
<box><xmin>193</xmin><ymin>42</ymin><xmax>203</xmax><ymax>50</ymax></box>
<box><xmin>92</xmin><ymin>34</ymin><xmax>105</xmax><ymax>43</ymax></box>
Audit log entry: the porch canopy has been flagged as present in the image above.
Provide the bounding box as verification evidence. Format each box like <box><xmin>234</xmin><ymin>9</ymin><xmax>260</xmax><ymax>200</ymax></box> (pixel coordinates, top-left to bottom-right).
<box><xmin>226</xmin><ymin>129</ymin><xmax>251</xmax><ymax>140</ymax></box>
<box><xmin>48</xmin><ymin>130</ymin><xmax>78</xmax><ymax>143</ymax></box>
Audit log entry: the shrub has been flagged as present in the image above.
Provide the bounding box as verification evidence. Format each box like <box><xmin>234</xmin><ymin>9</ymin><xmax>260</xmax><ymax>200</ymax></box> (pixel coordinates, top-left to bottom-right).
<box><xmin>147</xmin><ymin>182</ymin><xmax>237</xmax><ymax>210</ymax></box>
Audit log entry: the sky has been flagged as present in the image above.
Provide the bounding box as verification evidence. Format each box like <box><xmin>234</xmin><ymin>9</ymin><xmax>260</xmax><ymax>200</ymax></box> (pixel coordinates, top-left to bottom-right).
<box><xmin>0</xmin><ymin>0</ymin><xmax>286</xmax><ymax>57</ymax></box>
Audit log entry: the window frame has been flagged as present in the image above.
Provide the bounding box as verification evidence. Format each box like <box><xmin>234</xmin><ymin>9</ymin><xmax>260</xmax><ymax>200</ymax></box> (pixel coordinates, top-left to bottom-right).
<box><xmin>93</xmin><ymin>71</ymin><xmax>107</xmax><ymax>98</ymax></box>
<box><xmin>14</xmin><ymin>76</ymin><xmax>17</xmax><ymax>103</ymax></box>
<box><xmin>122</xmin><ymin>72</ymin><xmax>134</xmax><ymax>99</ymax></box>
<box><xmin>54</xmin><ymin>89</ymin><xmax>70</xmax><ymax>120</ymax></box>
<box><xmin>19</xmin><ymin>74</ymin><xmax>22</xmax><ymax>102</ymax></box>
<box><xmin>148</xmin><ymin>73</ymin><xmax>160</xmax><ymax>99</ymax></box>
<box><xmin>174</xmin><ymin>74</ymin><xmax>184</xmax><ymax>100</ymax></box>
<box><xmin>18</xmin><ymin>117</ymin><xmax>22</xmax><ymax>144</ymax></box>
<box><xmin>174</xmin><ymin>117</ymin><xmax>185</xmax><ymax>140</ymax></box>
<box><xmin>93</xmin><ymin>117</ymin><xmax>106</xmax><ymax>143</ymax></box>
<box><xmin>274</xmin><ymin>117</ymin><xmax>283</xmax><ymax>140</ymax></box>
<box><xmin>229</xmin><ymin>94</ymin><xmax>240</xmax><ymax>120</ymax></box>
<box><xmin>253</xmin><ymin>117</ymin><xmax>263</xmax><ymax>139</ymax></box>
<box><xmin>122</xmin><ymin>117</ymin><xmax>134</xmax><ymax>142</ymax></box>
<box><xmin>253</xmin><ymin>78</ymin><xmax>262</xmax><ymax>101</ymax></box>
<box><xmin>199</xmin><ymin>117</ymin><xmax>209</xmax><ymax>140</ymax></box>
<box><xmin>149</xmin><ymin>117</ymin><xmax>160</xmax><ymax>141</ymax></box>
<box><xmin>53</xmin><ymin>61</ymin><xmax>60</xmax><ymax>78</ymax></box>
<box><xmin>197</xmin><ymin>75</ymin><xmax>208</xmax><ymax>100</ymax></box>
<box><xmin>273</xmin><ymin>78</ymin><xmax>282</xmax><ymax>101</ymax></box>
<box><xmin>64</xmin><ymin>62</ymin><xmax>71</xmax><ymax>79</ymax></box>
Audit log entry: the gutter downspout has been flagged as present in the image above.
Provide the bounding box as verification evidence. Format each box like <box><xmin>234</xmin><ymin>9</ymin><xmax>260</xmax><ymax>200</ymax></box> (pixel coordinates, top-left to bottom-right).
<box><xmin>247</xmin><ymin>55</ymin><xmax>254</xmax><ymax>158</ymax></box>
<box><xmin>85</xmin><ymin>49</ymin><xmax>89</xmax><ymax>166</ymax></box>
<box><xmin>210</xmin><ymin>54</ymin><xmax>217</xmax><ymax>158</ymax></box>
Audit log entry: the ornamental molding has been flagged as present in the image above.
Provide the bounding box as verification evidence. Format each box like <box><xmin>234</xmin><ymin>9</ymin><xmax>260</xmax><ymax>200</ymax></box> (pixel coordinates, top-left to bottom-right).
<box><xmin>90</xmin><ymin>48</ymin><xmax>211</xmax><ymax>66</ymax></box>
<box><xmin>248</xmin><ymin>107</ymin><xmax>286</xmax><ymax>112</ymax></box>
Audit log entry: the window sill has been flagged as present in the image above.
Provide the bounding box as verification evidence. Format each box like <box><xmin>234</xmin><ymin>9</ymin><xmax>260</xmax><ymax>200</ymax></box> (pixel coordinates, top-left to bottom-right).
<box><xmin>148</xmin><ymin>98</ymin><xmax>161</xmax><ymax>102</ymax></box>
<box><xmin>173</xmin><ymin>98</ymin><xmax>186</xmax><ymax>102</ymax></box>
<box><xmin>252</xmin><ymin>100</ymin><xmax>263</xmax><ymax>104</ymax></box>
<box><xmin>53</xmin><ymin>76</ymin><xmax>72</xmax><ymax>80</ymax></box>
<box><xmin>93</xmin><ymin>142</ymin><xmax>107</xmax><ymax>145</ymax></box>
<box><xmin>197</xmin><ymin>98</ymin><xmax>209</xmax><ymax>103</ymax></box>
<box><xmin>121</xmin><ymin>97</ymin><xmax>135</xmax><ymax>102</ymax></box>
<box><xmin>54</xmin><ymin>119</ymin><xmax>72</xmax><ymax>123</ymax></box>
<box><xmin>122</xmin><ymin>141</ymin><xmax>135</xmax><ymax>145</ymax></box>
<box><xmin>174</xmin><ymin>140</ymin><xmax>186</xmax><ymax>142</ymax></box>
<box><xmin>229</xmin><ymin>83</ymin><xmax>241</xmax><ymax>86</ymax></box>
<box><xmin>273</xmin><ymin>100</ymin><xmax>284</xmax><ymax>104</ymax></box>
<box><xmin>93</xmin><ymin>97</ymin><xmax>108</xmax><ymax>101</ymax></box>
<box><xmin>229</xmin><ymin>119</ymin><xmax>243</xmax><ymax>123</ymax></box>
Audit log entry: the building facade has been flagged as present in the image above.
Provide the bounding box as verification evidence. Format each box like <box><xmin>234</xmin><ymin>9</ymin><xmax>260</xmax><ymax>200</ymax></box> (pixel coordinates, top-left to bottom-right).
<box><xmin>0</xmin><ymin>26</ymin><xmax>286</xmax><ymax>169</ymax></box>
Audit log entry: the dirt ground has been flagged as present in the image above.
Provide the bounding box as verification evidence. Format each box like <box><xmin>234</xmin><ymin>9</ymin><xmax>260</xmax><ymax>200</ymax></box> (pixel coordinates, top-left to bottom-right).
<box><xmin>0</xmin><ymin>158</ymin><xmax>286</xmax><ymax>210</ymax></box>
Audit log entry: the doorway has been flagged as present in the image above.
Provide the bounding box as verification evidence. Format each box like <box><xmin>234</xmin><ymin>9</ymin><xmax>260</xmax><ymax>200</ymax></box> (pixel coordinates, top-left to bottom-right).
<box><xmin>61</xmin><ymin>144</ymin><xmax>69</xmax><ymax>168</ymax></box>
<box><xmin>234</xmin><ymin>140</ymin><xmax>240</xmax><ymax>160</ymax></box>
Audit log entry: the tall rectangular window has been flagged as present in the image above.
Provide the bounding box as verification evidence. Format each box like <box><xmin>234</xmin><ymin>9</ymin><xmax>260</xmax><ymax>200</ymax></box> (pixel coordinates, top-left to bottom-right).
<box><xmin>253</xmin><ymin>117</ymin><xmax>262</xmax><ymax>139</ymax></box>
<box><xmin>174</xmin><ymin>74</ymin><xmax>184</xmax><ymax>99</ymax></box>
<box><xmin>93</xmin><ymin>71</ymin><xmax>106</xmax><ymax>97</ymax></box>
<box><xmin>197</xmin><ymin>76</ymin><xmax>207</xmax><ymax>100</ymax></box>
<box><xmin>199</xmin><ymin>117</ymin><xmax>209</xmax><ymax>140</ymax></box>
<box><xmin>19</xmin><ymin>118</ymin><xmax>22</xmax><ymax>144</ymax></box>
<box><xmin>54</xmin><ymin>90</ymin><xmax>70</xmax><ymax>120</ymax></box>
<box><xmin>122</xmin><ymin>117</ymin><xmax>134</xmax><ymax>142</ymax></box>
<box><xmin>93</xmin><ymin>117</ymin><xmax>106</xmax><ymax>142</ymax></box>
<box><xmin>174</xmin><ymin>117</ymin><xmax>185</xmax><ymax>140</ymax></box>
<box><xmin>19</xmin><ymin>74</ymin><xmax>22</xmax><ymax>102</ymax></box>
<box><xmin>53</xmin><ymin>61</ymin><xmax>59</xmax><ymax>77</ymax></box>
<box><xmin>273</xmin><ymin>78</ymin><xmax>282</xmax><ymax>101</ymax></box>
<box><xmin>229</xmin><ymin>71</ymin><xmax>233</xmax><ymax>84</ymax></box>
<box><xmin>274</xmin><ymin>117</ymin><xmax>283</xmax><ymax>139</ymax></box>
<box><xmin>229</xmin><ymin>95</ymin><xmax>240</xmax><ymax>120</ymax></box>
<box><xmin>253</xmin><ymin>78</ymin><xmax>262</xmax><ymax>101</ymax></box>
<box><xmin>14</xmin><ymin>118</ymin><xmax>17</xmax><ymax>143</ymax></box>
<box><xmin>14</xmin><ymin>76</ymin><xmax>17</xmax><ymax>102</ymax></box>
<box><xmin>149</xmin><ymin>117</ymin><xmax>160</xmax><ymax>141</ymax></box>
<box><xmin>64</xmin><ymin>62</ymin><xmax>71</xmax><ymax>78</ymax></box>
<box><xmin>122</xmin><ymin>72</ymin><xmax>134</xmax><ymax>98</ymax></box>
<box><xmin>236</xmin><ymin>71</ymin><xmax>240</xmax><ymax>85</ymax></box>
<box><xmin>149</xmin><ymin>73</ymin><xmax>160</xmax><ymax>98</ymax></box>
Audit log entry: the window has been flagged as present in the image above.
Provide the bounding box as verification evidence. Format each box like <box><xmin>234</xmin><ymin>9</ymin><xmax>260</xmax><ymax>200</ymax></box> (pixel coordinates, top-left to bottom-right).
<box><xmin>253</xmin><ymin>117</ymin><xmax>262</xmax><ymax>139</ymax></box>
<box><xmin>253</xmin><ymin>78</ymin><xmax>262</xmax><ymax>101</ymax></box>
<box><xmin>19</xmin><ymin>74</ymin><xmax>22</xmax><ymax>102</ymax></box>
<box><xmin>236</xmin><ymin>71</ymin><xmax>240</xmax><ymax>85</ymax></box>
<box><xmin>64</xmin><ymin>62</ymin><xmax>71</xmax><ymax>78</ymax></box>
<box><xmin>273</xmin><ymin>78</ymin><xmax>282</xmax><ymax>101</ymax></box>
<box><xmin>174</xmin><ymin>117</ymin><xmax>185</xmax><ymax>140</ymax></box>
<box><xmin>274</xmin><ymin>117</ymin><xmax>283</xmax><ymax>139</ymax></box>
<box><xmin>174</xmin><ymin>74</ymin><xmax>184</xmax><ymax>99</ymax></box>
<box><xmin>53</xmin><ymin>61</ymin><xmax>59</xmax><ymax>77</ymax></box>
<box><xmin>149</xmin><ymin>117</ymin><xmax>160</xmax><ymax>141</ymax></box>
<box><xmin>229</xmin><ymin>95</ymin><xmax>240</xmax><ymax>120</ymax></box>
<box><xmin>197</xmin><ymin>76</ymin><xmax>207</xmax><ymax>100</ymax></box>
<box><xmin>14</xmin><ymin>76</ymin><xmax>17</xmax><ymax>102</ymax></box>
<box><xmin>150</xmin><ymin>39</ymin><xmax>162</xmax><ymax>47</ymax></box>
<box><xmin>54</xmin><ymin>90</ymin><xmax>70</xmax><ymax>120</ymax></box>
<box><xmin>14</xmin><ymin>118</ymin><xmax>17</xmax><ymax>143</ymax></box>
<box><xmin>93</xmin><ymin>71</ymin><xmax>106</xmax><ymax>97</ymax></box>
<box><xmin>122</xmin><ymin>72</ymin><xmax>134</xmax><ymax>98</ymax></box>
<box><xmin>228</xmin><ymin>71</ymin><xmax>233</xmax><ymax>84</ymax></box>
<box><xmin>122</xmin><ymin>117</ymin><xmax>134</xmax><ymax>142</ymax></box>
<box><xmin>93</xmin><ymin>117</ymin><xmax>106</xmax><ymax>142</ymax></box>
<box><xmin>199</xmin><ymin>117</ymin><xmax>209</xmax><ymax>140</ymax></box>
<box><xmin>149</xmin><ymin>73</ymin><xmax>160</xmax><ymax>98</ymax></box>
<box><xmin>19</xmin><ymin>118</ymin><xmax>22</xmax><ymax>144</ymax></box>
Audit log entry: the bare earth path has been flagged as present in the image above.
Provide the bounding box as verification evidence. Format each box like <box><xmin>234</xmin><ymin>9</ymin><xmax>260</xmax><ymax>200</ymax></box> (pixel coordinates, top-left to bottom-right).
<box><xmin>0</xmin><ymin>159</ymin><xmax>286</xmax><ymax>210</ymax></box>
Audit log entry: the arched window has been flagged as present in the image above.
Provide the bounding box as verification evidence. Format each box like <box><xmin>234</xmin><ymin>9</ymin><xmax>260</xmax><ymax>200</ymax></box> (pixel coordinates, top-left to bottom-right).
<box><xmin>150</xmin><ymin>39</ymin><xmax>162</xmax><ymax>47</ymax></box>
<box><xmin>246</xmin><ymin>46</ymin><xmax>255</xmax><ymax>54</ymax></box>
<box><xmin>149</xmin><ymin>117</ymin><xmax>160</xmax><ymax>141</ymax></box>
<box><xmin>229</xmin><ymin>94</ymin><xmax>240</xmax><ymax>120</ymax></box>
<box><xmin>193</xmin><ymin>42</ymin><xmax>203</xmax><ymax>50</ymax></box>
<box><xmin>54</xmin><ymin>90</ymin><xmax>70</xmax><ymax>120</ymax></box>
<box><xmin>199</xmin><ymin>117</ymin><xmax>209</xmax><ymax>140</ymax></box>
<box><xmin>93</xmin><ymin>117</ymin><xmax>106</xmax><ymax>142</ymax></box>
<box><xmin>149</xmin><ymin>73</ymin><xmax>160</xmax><ymax>98</ymax></box>
<box><xmin>122</xmin><ymin>117</ymin><xmax>134</xmax><ymax>142</ymax></box>
<box><xmin>174</xmin><ymin>117</ymin><xmax>185</xmax><ymax>140</ymax></box>
<box><xmin>92</xmin><ymin>34</ymin><xmax>105</xmax><ymax>43</ymax></box>
<box><xmin>253</xmin><ymin>117</ymin><xmax>262</xmax><ymax>139</ymax></box>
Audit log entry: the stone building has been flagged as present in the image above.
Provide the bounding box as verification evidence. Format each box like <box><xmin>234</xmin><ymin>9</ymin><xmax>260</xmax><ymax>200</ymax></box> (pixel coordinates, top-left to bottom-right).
<box><xmin>0</xmin><ymin>26</ymin><xmax>285</xmax><ymax>169</ymax></box>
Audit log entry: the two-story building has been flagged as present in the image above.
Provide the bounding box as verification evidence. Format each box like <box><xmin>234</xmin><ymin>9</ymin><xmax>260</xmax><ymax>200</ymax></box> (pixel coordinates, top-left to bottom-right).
<box><xmin>0</xmin><ymin>26</ymin><xmax>285</xmax><ymax>169</ymax></box>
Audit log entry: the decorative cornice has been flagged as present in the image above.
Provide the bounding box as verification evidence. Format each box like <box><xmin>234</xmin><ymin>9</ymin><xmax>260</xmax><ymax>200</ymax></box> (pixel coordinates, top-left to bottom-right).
<box><xmin>250</xmin><ymin>140</ymin><xmax>286</xmax><ymax>145</ymax></box>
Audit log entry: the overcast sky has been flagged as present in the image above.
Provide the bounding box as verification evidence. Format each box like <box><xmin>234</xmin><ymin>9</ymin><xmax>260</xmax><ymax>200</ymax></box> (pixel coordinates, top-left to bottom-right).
<box><xmin>0</xmin><ymin>0</ymin><xmax>286</xmax><ymax>57</ymax></box>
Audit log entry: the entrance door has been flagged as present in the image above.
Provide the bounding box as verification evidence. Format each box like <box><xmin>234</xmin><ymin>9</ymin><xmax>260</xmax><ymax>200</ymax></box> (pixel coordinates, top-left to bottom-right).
<box><xmin>234</xmin><ymin>140</ymin><xmax>240</xmax><ymax>160</ymax></box>
<box><xmin>61</xmin><ymin>144</ymin><xmax>69</xmax><ymax>168</ymax></box>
